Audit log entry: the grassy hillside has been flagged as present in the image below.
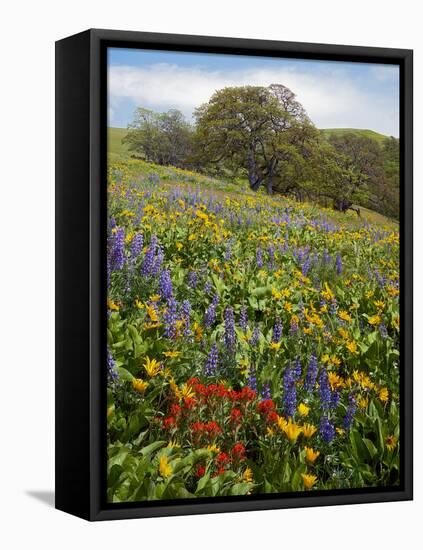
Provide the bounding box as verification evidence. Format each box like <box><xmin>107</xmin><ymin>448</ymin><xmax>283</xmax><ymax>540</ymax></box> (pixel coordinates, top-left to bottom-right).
<box><xmin>106</xmin><ymin>155</ymin><xmax>400</xmax><ymax>501</ymax></box>
<box><xmin>108</xmin><ymin>127</ymin><xmax>131</xmax><ymax>160</ymax></box>
<box><xmin>320</xmin><ymin>128</ymin><xmax>390</xmax><ymax>145</ymax></box>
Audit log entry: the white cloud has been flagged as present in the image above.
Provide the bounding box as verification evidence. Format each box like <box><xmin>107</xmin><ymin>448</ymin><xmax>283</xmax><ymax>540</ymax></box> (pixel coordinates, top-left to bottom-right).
<box><xmin>108</xmin><ymin>63</ymin><xmax>399</xmax><ymax>136</ymax></box>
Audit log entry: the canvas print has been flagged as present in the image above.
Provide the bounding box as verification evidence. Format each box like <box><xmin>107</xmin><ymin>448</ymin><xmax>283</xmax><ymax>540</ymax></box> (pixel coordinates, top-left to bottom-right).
<box><xmin>106</xmin><ymin>48</ymin><xmax>400</xmax><ymax>503</ymax></box>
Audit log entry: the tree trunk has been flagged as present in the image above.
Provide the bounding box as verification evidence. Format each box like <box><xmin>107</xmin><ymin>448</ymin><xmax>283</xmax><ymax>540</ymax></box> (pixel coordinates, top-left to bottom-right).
<box><xmin>266</xmin><ymin>174</ymin><xmax>273</xmax><ymax>195</ymax></box>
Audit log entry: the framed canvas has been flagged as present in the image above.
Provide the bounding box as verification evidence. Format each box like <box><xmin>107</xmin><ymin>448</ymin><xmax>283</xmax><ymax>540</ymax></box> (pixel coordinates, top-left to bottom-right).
<box><xmin>55</xmin><ymin>29</ymin><xmax>413</xmax><ymax>521</ymax></box>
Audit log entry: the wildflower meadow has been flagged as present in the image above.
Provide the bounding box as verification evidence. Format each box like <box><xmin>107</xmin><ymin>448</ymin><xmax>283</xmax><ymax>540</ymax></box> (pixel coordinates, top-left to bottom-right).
<box><xmin>106</xmin><ymin>158</ymin><xmax>400</xmax><ymax>502</ymax></box>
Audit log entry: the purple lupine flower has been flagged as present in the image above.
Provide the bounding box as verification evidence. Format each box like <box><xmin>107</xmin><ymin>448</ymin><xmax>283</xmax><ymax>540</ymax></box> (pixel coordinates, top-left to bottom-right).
<box><xmin>109</xmin><ymin>227</ymin><xmax>125</xmax><ymax>271</ymax></box>
<box><xmin>163</xmin><ymin>297</ymin><xmax>177</xmax><ymax>339</ymax></box>
<box><xmin>204</xmin><ymin>294</ymin><xmax>219</xmax><ymax>328</ymax></box>
<box><xmin>151</xmin><ymin>246</ymin><xmax>164</xmax><ymax>277</ymax></box>
<box><xmin>343</xmin><ymin>394</ymin><xmax>357</xmax><ymax>431</ymax></box>
<box><xmin>247</xmin><ymin>366</ymin><xmax>257</xmax><ymax>392</ymax></box>
<box><xmin>256</xmin><ymin>247</ymin><xmax>263</xmax><ymax>269</ymax></box>
<box><xmin>320</xmin><ymin>415</ymin><xmax>335</xmax><ymax>442</ymax></box>
<box><xmin>267</xmin><ymin>245</ymin><xmax>275</xmax><ymax>270</ymax></box>
<box><xmin>205</xmin><ymin>343</ymin><xmax>219</xmax><ymax>376</ymax></box>
<box><xmin>225</xmin><ymin>241</ymin><xmax>232</xmax><ymax>261</ymax></box>
<box><xmin>379</xmin><ymin>324</ymin><xmax>388</xmax><ymax>338</ymax></box>
<box><xmin>283</xmin><ymin>363</ymin><xmax>297</xmax><ymax>417</ymax></box>
<box><xmin>335</xmin><ymin>254</ymin><xmax>343</xmax><ymax>275</ymax></box>
<box><xmin>261</xmin><ymin>382</ymin><xmax>271</xmax><ymax>400</ymax></box>
<box><xmin>130</xmin><ymin>233</ymin><xmax>143</xmax><ymax>259</ymax></box>
<box><xmin>141</xmin><ymin>235</ymin><xmax>157</xmax><ymax>276</ymax></box>
<box><xmin>302</xmin><ymin>256</ymin><xmax>311</xmax><ymax>276</ymax></box>
<box><xmin>187</xmin><ymin>270</ymin><xmax>197</xmax><ymax>289</ymax></box>
<box><xmin>180</xmin><ymin>300</ymin><xmax>191</xmax><ymax>336</ymax></box>
<box><xmin>290</xmin><ymin>317</ymin><xmax>298</xmax><ymax>335</ymax></box>
<box><xmin>159</xmin><ymin>269</ymin><xmax>173</xmax><ymax>302</ymax></box>
<box><xmin>107</xmin><ymin>255</ymin><xmax>111</xmax><ymax>288</ymax></box>
<box><xmin>331</xmin><ymin>388</ymin><xmax>341</xmax><ymax>408</ymax></box>
<box><xmin>318</xmin><ymin>367</ymin><xmax>332</xmax><ymax>410</ymax></box>
<box><xmin>224</xmin><ymin>306</ymin><xmax>236</xmax><ymax>352</ymax></box>
<box><xmin>329</xmin><ymin>299</ymin><xmax>338</xmax><ymax>315</ymax></box>
<box><xmin>107</xmin><ymin>349</ymin><xmax>119</xmax><ymax>384</ymax></box>
<box><xmin>272</xmin><ymin>317</ymin><xmax>283</xmax><ymax>343</ymax></box>
<box><xmin>250</xmin><ymin>325</ymin><xmax>260</xmax><ymax>347</ymax></box>
<box><xmin>323</xmin><ymin>249</ymin><xmax>330</xmax><ymax>265</ymax></box>
<box><xmin>239</xmin><ymin>305</ymin><xmax>248</xmax><ymax>332</ymax></box>
<box><xmin>204</xmin><ymin>280</ymin><xmax>212</xmax><ymax>294</ymax></box>
<box><xmin>292</xmin><ymin>357</ymin><xmax>302</xmax><ymax>379</ymax></box>
<box><xmin>304</xmin><ymin>353</ymin><xmax>318</xmax><ymax>393</ymax></box>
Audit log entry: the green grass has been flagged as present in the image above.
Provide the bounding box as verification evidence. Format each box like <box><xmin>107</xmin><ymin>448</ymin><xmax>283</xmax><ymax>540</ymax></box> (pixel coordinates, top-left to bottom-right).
<box><xmin>320</xmin><ymin>128</ymin><xmax>390</xmax><ymax>145</ymax></box>
<box><xmin>108</xmin><ymin>127</ymin><xmax>131</xmax><ymax>160</ymax></box>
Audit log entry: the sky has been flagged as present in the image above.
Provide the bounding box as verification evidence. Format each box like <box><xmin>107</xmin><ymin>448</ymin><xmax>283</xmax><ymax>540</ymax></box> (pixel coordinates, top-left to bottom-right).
<box><xmin>108</xmin><ymin>47</ymin><xmax>400</xmax><ymax>137</ymax></box>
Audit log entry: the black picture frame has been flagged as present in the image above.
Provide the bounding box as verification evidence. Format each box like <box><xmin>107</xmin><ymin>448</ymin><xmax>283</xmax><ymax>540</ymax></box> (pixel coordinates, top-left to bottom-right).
<box><xmin>55</xmin><ymin>28</ymin><xmax>413</xmax><ymax>521</ymax></box>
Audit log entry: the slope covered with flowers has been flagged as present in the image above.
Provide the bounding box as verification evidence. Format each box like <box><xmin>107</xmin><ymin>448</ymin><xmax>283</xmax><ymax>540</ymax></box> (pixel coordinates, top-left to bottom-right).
<box><xmin>107</xmin><ymin>159</ymin><xmax>400</xmax><ymax>502</ymax></box>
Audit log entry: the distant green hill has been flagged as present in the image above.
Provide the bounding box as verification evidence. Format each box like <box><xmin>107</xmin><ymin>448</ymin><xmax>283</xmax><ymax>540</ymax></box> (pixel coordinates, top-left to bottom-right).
<box><xmin>109</xmin><ymin>127</ymin><xmax>393</xmax><ymax>160</ymax></box>
<box><xmin>320</xmin><ymin>128</ymin><xmax>391</xmax><ymax>145</ymax></box>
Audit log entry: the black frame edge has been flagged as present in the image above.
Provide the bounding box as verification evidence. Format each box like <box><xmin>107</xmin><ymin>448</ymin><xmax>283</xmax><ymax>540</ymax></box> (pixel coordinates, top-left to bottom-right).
<box><xmin>55</xmin><ymin>30</ymin><xmax>92</xmax><ymax>520</ymax></box>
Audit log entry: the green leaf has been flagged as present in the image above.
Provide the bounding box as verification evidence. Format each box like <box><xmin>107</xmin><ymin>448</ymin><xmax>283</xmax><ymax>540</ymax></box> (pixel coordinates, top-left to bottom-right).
<box><xmin>140</xmin><ymin>441</ymin><xmax>166</xmax><ymax>457</ymax></box>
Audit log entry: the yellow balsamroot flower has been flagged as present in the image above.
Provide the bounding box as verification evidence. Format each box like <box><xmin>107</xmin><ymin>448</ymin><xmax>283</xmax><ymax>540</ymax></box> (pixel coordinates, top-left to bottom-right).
<box><xmin>304</xmin><ymin>447</ymin><xmax>320</xmax><ymax>464</ymax></box>
<box><xmin>282</xmin><ymin>420</ymin><xmax>302</xmax><ymax>444</ymax></box>
<box><xmin>328</xmin><ymin>372</ymin><xmax>344</xmax><ymax>390</ymax></box>
<box><xmin>207</xmin><ymin>444</ymin><xmax>220</xmax><ymax>454</ymax></box>
<box><xmin>163</xmin><ymin>351</ymin><xmax>181</xmax><ymax>359</ymax></box>
<box><xmin>338</xmin><ymin>327</ymin><xmax>349</xmax><ymax>340</ymax></box>
<box><xmin>176</xmin><ymin>242</ymin><xmax>183</xmax><ymax>251</ymax></box>
<box><xmin>271</xmin><ymin>287</ymin><xmax>283</xmax><ymax>300</ymax></box>
<box><xmin>346</xmin><ymin>340</ymin><xmax>358</xmax><ymax>354</ymax></box>
<box><xmin>192</xmin><ymin>322</ymin><xmax>203</xmax><ymax>342</ymax></box>
<box><xmin>338</xmin><ymin>310</ymin><xmax>352</xmax><ymax>323</ymax></box>
<box><xmin>321</xmin><ymin>282</ymin><xmax>335</xmax><ymax>301</ymax></box>
<box><xmin>243</xmin><ymin>467</ymin><xmax>254</xmax><ymax>483</ymax></box>
<box><xmin>135</xmin><ymin>298</ymin><xmax>144</xmax><ymax>309</ymax></box>
<box><xmin>374</xmin><ymin>300</ymin><xmax>385</xmax><ymax>311</ymax></box>
<box><xmin>149</xmin><ymin>294</ymin><xmax>161</xmax><ymax>302</ymax></box>
<box><xmin>368</xmin><ymin>314</ymin><xmax>382</xmax><ymax>326</ymax></box>
<box><xmin>143</xmin><ymin>357</ymin><xmax>161</xmax><ymax>378</ymax></box>
<box><xmin>378</xmin><ymin>387</ymin><xmax>389</xmax><ymax>403</ymax></box>
<box><xmin>336</xmin><ymin>427</ymin><xmax>345</xmax><ymax>436</ymax></box>
<box><xmin>277</xmin><ymin>416</ymin><xmax>288</xmax><ymax>432</ymax></box>
<box><xmin>266</xmin><ymin>426</ymin><xmax>275</xmax><ymax>437</ymax></box>
<box><xmin>302</xmin><ymin>423</ymin><xmax>317</xmax><ymax>439</ymax></box>
<box><xmin>386</xmin><ymin>435</ymin><xmax>398</xmax><ymax>451</ymax></box>
<box><xmin>269</xmin><ymin>342</ymin><xmax>281</xmax><ymax>351</ymax></box>
<box><xmin>284</xmin><ymin>302</ymin><xmax>293</xmax><ymax>313</ymax></box>
<box><xmin>176</xmin><ymin>383</ymin><xmax>195</xmax><ymax>400</ymax></box>
<box><xmin>158</xmin><ymin>455</ymin><xmax>173</xmax><ymax>478</ymax></box>
<box><xmin>146</xmin><ymin>304</ymin><xmax>159</xmax><ymax>322</ymax></box>
<box><xmin>298</xmin><ymin>403</ymin><xmax>310</xmax><ymax>417</ymax></box>
<box><xmin>331</xmin><ymin>355</ymin><xmax>341</xmax><ymax>367</ymax></box>
<box><xmin>167</xmin><ymin>440</ymin><xmax>181</xmax><ymax>449</ymax></box>
<box><xmin>301</xmin><ymin>473</ymin><xmax>318</xmax><ymax>490</ymax></box>
<box><xmin>132</xmin><ymin>378</ymin><xmax>149</xmax><ymax>393</ymax></box>
<box><xmin>107</xmin><ymin>298</ymin><xmax>120</xmax><ymax>311</ymax></box>
<box><xmin>358</xmin><ymin>396</ymin><xmax>368</xmax><ymax>410</ymax></box>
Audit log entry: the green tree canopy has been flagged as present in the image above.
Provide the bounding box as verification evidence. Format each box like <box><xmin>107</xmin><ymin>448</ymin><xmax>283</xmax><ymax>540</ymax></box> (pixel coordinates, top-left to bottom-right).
<box><xmin>193</xmin><ymin>85</ymin><xmax>317</xmax><ymax>195</ymax></box>
<box><xmin>123</xmin><ymin>107</ymin><xmax>193</xmax><ymax>167</ymax></box>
